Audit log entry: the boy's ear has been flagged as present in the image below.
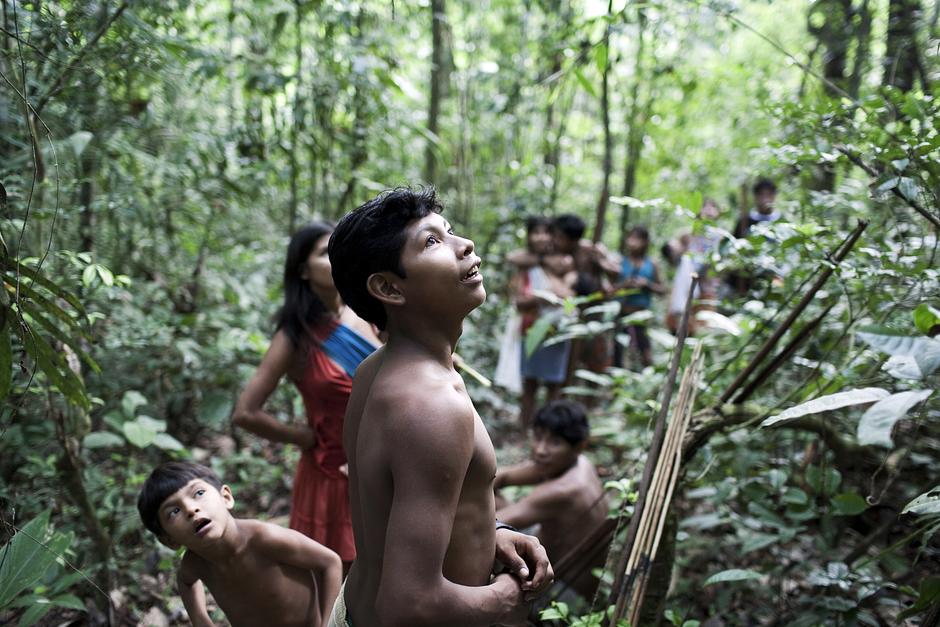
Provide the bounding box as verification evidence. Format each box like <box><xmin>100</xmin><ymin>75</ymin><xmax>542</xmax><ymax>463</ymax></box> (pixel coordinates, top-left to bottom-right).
<box><xmin>221</xmin><ymin>485</ymin><xmax>235</xmax><ymax>511</ymax></box>
<box><xmin>366</xmin><ymin>272</ymin><xmax>405</xmax><ymax>307</ymax></box>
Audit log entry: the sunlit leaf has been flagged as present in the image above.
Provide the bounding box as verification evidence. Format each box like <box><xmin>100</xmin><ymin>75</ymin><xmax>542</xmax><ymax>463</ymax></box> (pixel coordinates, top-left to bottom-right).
<box><xmin>761</xmin><ymin>388</ymin><xmax>890</xmax><ymax>427</ymax></box>
<box><xmin>857</xmin><ymin>389</ymin><xmax>933</xmax><ymax>447</ymax></box>
<box><xmin>902</xmin><ymin>486</ymin><xmax>940</xmax><ymax>516</ymax></box>
<box><xmin>82</xmin><ymin>431</ymin><xmax>125</xmax><ymax>449</ymax></box>
<box><xmin>122</xmin><ymin>419</ymin><xmax>157</xmax><ymax>449</ymax></box>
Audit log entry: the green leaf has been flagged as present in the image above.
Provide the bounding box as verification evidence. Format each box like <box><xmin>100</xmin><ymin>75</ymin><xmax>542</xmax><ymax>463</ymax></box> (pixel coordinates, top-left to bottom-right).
<box><xmin>0</xmin><ymin>510</ymin><xmax>72</xmax><ymax>608</ymax></box>
<box><xmin>832</xmin><ymin>492</ymin><xmax>868</xmax><ymax>516</ymax></box>
<box><xmin>121</xmin><ymin>390</ymin><xmax>148</xmax><ymax>418</ymax></box>
<box><xmin>81</xmin><ymin>265</ymin><xmax>97</xmax><ymax>288</ymax></box>
<box><xmin>902</xmin><ymin>486</ymin><xmax>940</xmax><ymax>516</ymax></box>
<box><xmin>136</xmin><ymin>415</ymin><xmax>167</xmax><ymax>433</ymax></box>
<box><xmin>594</xmin><ymin>42</ymin><xmax>608</xmax><ymax>75</ymax></box>
<box><xmin>857</xmin><ymin>389</ymin><xmax>933</xmax><ymax>447</ymax></box>
<box><xmin>761</xmin><ymin>388</ymin><xmax>890</xmax><ymax>427</ymax></box>
<box><xmin>122</xmin><ymin>419</ymin><xmax>157</xmax><ymax>449</ymax></box>
<box><xmin>807</xmin><ymin>466</ymin><xmax>842</xmax><ymax>494</ymax></box>
<box><xmin>18</xmin><ymin>326</ymin><xmax>88</xmax><ymax>408</ymax></box>
<box><xmin>913</xmin><ymin>304</ymin><xmax>940</xmax><ymax>337</ymax></box>
<box><xmin>13</xmin><ymin>264</ymin><xmax>86</xmax><ymax>315</ymax></box>
<box><xmin>574</xmin><ymin>68</ymin><xmax>598</xmax><ymax>98</ymax></box>
<box><xmin>153</xmin><ymin>433</ymin><xmax>184</xmax><ymax>451</ymax></box>
<box><xmin>18</xmin><ymin>602</ymin><xmax>52</xmax><ymax>627</ymax></box>
<box><xmin>524</xmin><ymin>316</ymin><xmax>554</xmax><ymax>357</ymax></box>
<box><xmin>0</xmin><ymin>318</ymin><xmax>11</xmax><ymax>401</ymax></box>
<box><xmin>50</xmin><ymin>593</ymin><xmax>85</xmax><ymax>611</ymax></box>
<box><xmin>82</xmin><ymin>431</ymin><xmax>125</xmax><ymax>449</ymax></box>
<box><xmin>95</xmin><ymin>265</ymin><xmax>114</xmax><ymax>287</ymax></box>
<box><xmin>704</xmin><ymin>569</ymin><xmax>762</xmax><ymax>585</ymax></box>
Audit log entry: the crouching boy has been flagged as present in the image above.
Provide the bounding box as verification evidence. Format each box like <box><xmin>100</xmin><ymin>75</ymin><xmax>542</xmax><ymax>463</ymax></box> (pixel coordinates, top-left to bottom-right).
<box><xmin>495</xmin><ymin>400</ymin><xmax>609</xmax><ymax>599</ymax></box>
<box><xmin>138</xmin><ymin>462</ymin><xmax>342</xmax><ymax>627</ymax></box>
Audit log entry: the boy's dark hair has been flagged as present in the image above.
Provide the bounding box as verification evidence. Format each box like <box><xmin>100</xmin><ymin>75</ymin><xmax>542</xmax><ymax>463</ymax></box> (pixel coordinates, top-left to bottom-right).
<box><xmin>752</xmin><ymin>177</ymin><xmax>777</xmax><ymax>195</ymax></box>
<box><xmin>552</xmin><ymin>214</ymin><xmax>585</xmax><ymax>241</ymax></box>
<box><xmin>628</xmin><ymin>225</ymin><xmax>650</xmax><ymax>241</ymax></box>
<box><xmin>138</xmin><ymin>462</ymin><xmax>224</xmax><ymax>537</ymax></box>
<box><xmin>329</xmin><ymin>187</ymin><xmax>442</xmax><ymax>331</ymax></box>
<box><xmin>534</xmin><ymin>399</ymin><xmax>590</xmax><ymax>446</ymax></box>
<box><xmin>526</xmin><ymin>215</ymin><xmax>551</xmax><ymax>234</ymax></box>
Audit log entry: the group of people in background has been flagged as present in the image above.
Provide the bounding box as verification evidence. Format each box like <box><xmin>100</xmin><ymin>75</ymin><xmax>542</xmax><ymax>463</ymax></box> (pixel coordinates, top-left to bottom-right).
<box><xmin>133</xmin><ymin>179</ymin><xmax>782</xmax><ymax>627</ymax></box>
<box><xmin>497</xmin><ymin>177</ymin><xmax>783</xmax><ymax>429</ymax></box>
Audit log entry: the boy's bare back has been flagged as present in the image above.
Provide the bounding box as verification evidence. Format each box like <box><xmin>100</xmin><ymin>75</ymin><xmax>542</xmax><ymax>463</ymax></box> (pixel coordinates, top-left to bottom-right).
<box><xmin>178</xmin><ymin>520</ymin><xmax>321</xmax><ymax>627</ymax></box>
<box><xmin>343</xmin><ymin>344</ymin><xmax>502</xmax><ymax>625</ymax></box>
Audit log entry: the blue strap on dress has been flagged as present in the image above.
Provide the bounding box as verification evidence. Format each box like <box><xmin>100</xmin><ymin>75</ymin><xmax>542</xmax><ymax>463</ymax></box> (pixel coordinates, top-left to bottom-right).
<box><xmin>320</xmin><ymin>324</ymin><xmax>376</xmax><ymax>378</ymax></box>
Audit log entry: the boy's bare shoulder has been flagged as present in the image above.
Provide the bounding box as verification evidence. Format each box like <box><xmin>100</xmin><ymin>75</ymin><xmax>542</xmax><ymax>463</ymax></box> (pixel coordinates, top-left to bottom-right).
<box><xmin>179</xmin><ymin>548</ymin><xmax>210</xmax><ymax>583</ymax></box>
<box><xmin>370</xmin><ymin>364</ymin><xmax>475</xmax><ymax>444</ymax></box>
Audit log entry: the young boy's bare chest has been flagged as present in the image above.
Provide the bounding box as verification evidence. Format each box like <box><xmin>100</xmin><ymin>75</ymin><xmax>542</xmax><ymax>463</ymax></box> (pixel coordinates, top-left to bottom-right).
<box><xmin>196</xmin><ymin>555</ymin><xmax>316</xmax><ymax>627</ymax></box>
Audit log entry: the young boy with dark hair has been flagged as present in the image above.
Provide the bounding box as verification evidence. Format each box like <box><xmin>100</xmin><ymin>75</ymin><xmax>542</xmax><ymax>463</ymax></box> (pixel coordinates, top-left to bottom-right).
<box><xmin>494</xmin><ymin>400</ymin><xmax>608</xmax><ymax>598</ymax></box>
<box><xmin>138</xmin><ymin>462</ymin><xmax>342</xmax><ymax>627</ymax></box>
<box><xmin>495</xmin><ymin>400</ymin><xmax>609</xmax><ymax>599</ymax></box>
<box><xmin>328</xmin><ymin>186</ymin><xmax>553</xmax><ymax>626</ymax></box>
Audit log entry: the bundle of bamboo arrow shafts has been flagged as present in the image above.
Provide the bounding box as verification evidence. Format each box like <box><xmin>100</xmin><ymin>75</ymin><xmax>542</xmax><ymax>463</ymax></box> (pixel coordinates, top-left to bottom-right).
<box><xmin>617</xmin><ymin>341</ymin><xmax>703</xmax><ymax>625</ymax></box>
<box><xmin>605</xmin><ymin>275</ymin><xmax>700</xmax><ymax>626</ymax></box>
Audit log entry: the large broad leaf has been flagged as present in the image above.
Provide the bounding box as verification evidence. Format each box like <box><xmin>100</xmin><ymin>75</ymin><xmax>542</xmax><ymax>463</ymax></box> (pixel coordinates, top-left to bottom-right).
<box><xmin>704</xmin><ymin>569</ymin><xmax>763</xmax><ymax>586</ymax></box>
<box><xmin>0</xmin><ymin>510</ymin><xmax>73</xmax><ymax>608</ymax></box>
<box><xmin>122</xmin><ymin>418</ymin><xmax>157</xmax><ymax>449</ymax></box>
<box><xmin>857</xmin><ymin>389</ymin><xmax>933</xmax><ymax>447</ymax></box>
<box><xmin>761</xmin><ymin>388</ymin><xmax>890</xmax><ymax>428</ymax></box>
<box><xmin>856</xmin><ymin>329</ymin><xmax>940</xmax><ymax>376</ymax></box>
<box><xmin>902</xmin><ymin>486</ymin><xmax>940</xmax><ymax>516</ymax></box>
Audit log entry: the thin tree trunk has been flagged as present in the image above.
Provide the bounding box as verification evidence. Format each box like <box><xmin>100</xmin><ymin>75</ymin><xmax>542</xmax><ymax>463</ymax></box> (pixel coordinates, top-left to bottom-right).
<box><xmin>619</xmin><ymin>7</ymin><xmax>647</xmax><ymax>252</ymax></box>
<box><xmin>884</xmin><ymin>0</ymin><xmax>924</xmax><ymax>92</ymax></box>
<box><xmin>592</xmin><ymin>0</ymin><xmax>613</xmax><ymax>244</ymax></box>
<box><xmin>425</xmin><ymin>0</ymin><xmax>446</xmax><ymax>185</ymax></box>
<box><xmin>288</xmin><ymin>0</ymin><xmax>304</xmax><ymax>234</ymax></box>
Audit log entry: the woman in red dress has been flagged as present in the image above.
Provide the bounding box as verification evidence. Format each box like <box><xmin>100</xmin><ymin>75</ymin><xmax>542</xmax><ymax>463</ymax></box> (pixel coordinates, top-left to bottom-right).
<box><xmin>233</xmin><ymin>222</ymin><xmax>381</xmax><ymax>568</ymax></box>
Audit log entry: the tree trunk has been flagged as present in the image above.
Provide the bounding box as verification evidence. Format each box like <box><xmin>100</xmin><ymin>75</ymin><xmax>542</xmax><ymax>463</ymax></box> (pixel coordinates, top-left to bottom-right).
<box><xmin>288</xmin><ymin>0</ymin><xmax>305</xmax><ymax>234</ymax></box>
<box><xmin>425</xmin><ymin>0</ymin><xmax>446</xmax><ymax>185</ymax></box>
<box><xmin>592</xmin><ymin>0</ymin><xmax>613</xmax><ymax>244</ymax></box>
<box><xmin>619</xmin><ymin>7</ymin><xmax>648</xmax><ymax>253</ymax></box>
<box><xmin>884</xmin><ymin>0</ymin><xmax>926</xmax><ymax>92</ymax></box>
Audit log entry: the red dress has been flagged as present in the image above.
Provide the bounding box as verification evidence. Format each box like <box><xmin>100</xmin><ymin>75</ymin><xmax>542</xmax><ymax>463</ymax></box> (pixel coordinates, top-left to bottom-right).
<box><xmin>288</xmin><ymin>325</ymin><xmax>362</xmax><ymax>562</ymax></box>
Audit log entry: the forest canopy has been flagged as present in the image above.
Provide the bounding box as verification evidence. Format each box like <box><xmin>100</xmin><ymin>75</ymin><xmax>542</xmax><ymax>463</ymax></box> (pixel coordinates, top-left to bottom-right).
<box><xmin>1</xmin><ymin>0</ymin><xmax>939</xmax><ymax>625</ymax></box>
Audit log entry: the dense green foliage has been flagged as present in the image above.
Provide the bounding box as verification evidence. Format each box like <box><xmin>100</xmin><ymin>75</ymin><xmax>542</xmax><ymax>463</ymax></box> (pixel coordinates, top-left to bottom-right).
<box><xmin>2</xmin><ymin>0</ymin><xmax>939</xmax><ymax>625</ymax></box>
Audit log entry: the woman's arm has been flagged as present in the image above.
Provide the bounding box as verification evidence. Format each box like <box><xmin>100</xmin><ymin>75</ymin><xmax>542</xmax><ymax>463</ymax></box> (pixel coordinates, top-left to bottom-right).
<box><xmin>232</xmin><ymin>331</ymin><xmax>314</xmax><ymax>448</ymax></box>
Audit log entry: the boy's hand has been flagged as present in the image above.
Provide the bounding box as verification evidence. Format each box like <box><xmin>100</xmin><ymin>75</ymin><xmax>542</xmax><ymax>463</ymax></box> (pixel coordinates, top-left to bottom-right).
<box><xmin>494</xmin><ymin>527</ymin><xmax>554</xmax><ymax>601</ymax></box>
<box><xmin>491</xmin><ymin>572</ymin><xmax>528</xmax><ymax>626</ymax></box>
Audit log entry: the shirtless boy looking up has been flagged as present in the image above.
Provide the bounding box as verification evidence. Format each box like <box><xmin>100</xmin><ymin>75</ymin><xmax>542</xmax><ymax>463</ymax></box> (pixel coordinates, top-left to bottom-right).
<box><xmin>328</xmin><ymin>187</ymin><xmax>553</xmax><ymax>627</ymax></box>
<box><xmin>495</xmin><ymin>400</ymin><xmax>609</xmax><ymax>599</ymax></box>
<box><xmin>137</xmin><ymin>462</ymin><xmax>342</xmax><ymax>627</ymax></box>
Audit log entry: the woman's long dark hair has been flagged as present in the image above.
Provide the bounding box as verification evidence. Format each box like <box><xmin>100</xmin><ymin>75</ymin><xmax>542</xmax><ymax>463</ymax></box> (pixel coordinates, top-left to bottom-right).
<box><xmin>274</xmin><ymin>221</ymin><xmax>336</xmax><ymax>348</ymax></box>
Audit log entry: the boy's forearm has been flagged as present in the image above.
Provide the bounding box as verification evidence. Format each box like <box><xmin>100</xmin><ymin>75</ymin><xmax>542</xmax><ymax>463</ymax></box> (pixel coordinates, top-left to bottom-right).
<box><xmin>180</xmin><ymin>582</ymin><xmax>214</xmax><ymax>627</ymax></box>
<box><xmin>380</xmin><ymin>574</ymin><xmax>522</xmax><ymax>627</ymax></box>
<box><xmin>318</xmin><ymin>563</ymin><xmax>343</xmax><ymax>625</ymax></box>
